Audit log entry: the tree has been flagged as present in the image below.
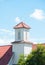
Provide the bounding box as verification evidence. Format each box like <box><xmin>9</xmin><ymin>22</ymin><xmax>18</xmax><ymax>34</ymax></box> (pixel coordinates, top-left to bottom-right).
<box><xmin>18</xmin><ymin>45</ymin><xmax>45</xmax><ymax>65</ymax></box>
<box><xmin>18</xmin><ymin>54</ymin><xmax>26</xmax><ymax>65</ymax></box>
<box><xmin>25</xmin><ymin>45</ymin><xmax>45</xmax><ymax>65</ymax></box>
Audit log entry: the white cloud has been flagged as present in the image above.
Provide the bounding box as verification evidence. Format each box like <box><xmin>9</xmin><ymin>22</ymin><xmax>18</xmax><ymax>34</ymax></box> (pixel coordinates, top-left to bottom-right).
<box><xmin>0</xmin><ymin>29</ymin><xmax>11</xmax><ymax>33</ymax></box>
<box><xmin>30</xmin><ymin>38</ymin><xmax>45</xmax><ymax>44</ymax></box>
<box><xmin>0</xmin><ymin>28</ymin><xmax>15</xmax><ymax>46</ymax></box>
<box><xmin>15</xmin><ymin>17</ymin><xmax>21</xmax><ymax>22</ymax></box>
<box><xmin>0</xmin><ymin>39</ymin><xmax>4</xmax><ymax>44</ymax></box>
<box><xmin>30</xmin><ymin>9</ymin><xmax>45</xmax><ymax>20</ymax></box>
<box><xmin>0</xmin><ymin>28</ymin><xmax>15</xmax><ymax>35</ymax></box>
<box><xmin>0</xmin><ymin>39</ymin><xmax>11</xmax><ymax>46</ymax></box>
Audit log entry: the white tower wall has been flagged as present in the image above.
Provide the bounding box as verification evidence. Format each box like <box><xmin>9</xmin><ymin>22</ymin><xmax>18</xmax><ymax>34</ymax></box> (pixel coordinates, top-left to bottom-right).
<box><xmin>12</xmin><ymin>43</ymin><xmax>32</xmax><ymax>64</ymax></box>
<box><xmin>15</xmin><ymin>28</ymin><xmax>30</xmax><ymax>41</ymax></box>
<box><xmin>15</xmin><ymin>29</ymin><xmax>23</xmax><ymax>41</ymax></box>
<box><xmin>12</xmin><ymin>43</ymin><xmax>24</xmax><ymax>64</ymax></box>
<box><xmin>24</xmin><ymin>29</ymin><xmax>30</xmax><ymax>41</ymax></box>
<box><xmin>12</xmin><ymin>22</ymin><xmax>32</xmax><ymax>64</ymax></box>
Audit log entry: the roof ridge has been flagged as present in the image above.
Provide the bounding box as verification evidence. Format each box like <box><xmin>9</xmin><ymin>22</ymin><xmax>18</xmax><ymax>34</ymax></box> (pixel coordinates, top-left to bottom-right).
<box><xmin>21</xmin><ymin>22</ymin><xmax>24</xmax><ymax>28</ymax></box>
<box><xmin>13</xmin><ymin>22</ymin><xmax>30</xmax><ymax>29</ymax></box>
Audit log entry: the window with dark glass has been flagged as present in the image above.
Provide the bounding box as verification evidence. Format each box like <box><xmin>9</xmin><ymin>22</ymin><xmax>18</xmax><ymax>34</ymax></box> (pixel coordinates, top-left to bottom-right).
<box><xmin>18</xmin><ymin>31</ymin><xmax>21</xmax><ymax>40</ymax></box>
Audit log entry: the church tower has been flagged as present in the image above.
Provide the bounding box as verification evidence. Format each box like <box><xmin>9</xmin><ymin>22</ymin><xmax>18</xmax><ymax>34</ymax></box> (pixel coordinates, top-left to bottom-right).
<box><xmin>14</xmin><ymin>22</ymin><xmax>31</xmax><ymax>41</ymax></box>
<box><xmin>12</xmin><ymin>22</ymin><xmax>33</xmax><ymax>65</ymax></box>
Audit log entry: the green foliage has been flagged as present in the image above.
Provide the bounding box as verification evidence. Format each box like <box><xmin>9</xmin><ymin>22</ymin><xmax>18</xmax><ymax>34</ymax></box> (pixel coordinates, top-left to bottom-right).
<box><xmin>26</xmin><ymin>45</ymin><xmax>45</xmax><ymax>65</ymax></box>
<box><xmin>18</xmin><ymin>45</ymin><xmax>45</xmax><ymax>65</ymax></box>
<box><xmin>18</xmin><ymin>54</ymin><xmax>26</xmax><ymax>65</ymax></box>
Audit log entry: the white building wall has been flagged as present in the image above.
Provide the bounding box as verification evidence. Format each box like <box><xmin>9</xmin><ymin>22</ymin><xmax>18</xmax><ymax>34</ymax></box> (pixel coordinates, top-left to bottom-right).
<box><xmin>27</xmin><ymin>31</ymin><xmax>30</xmax><ymax>41</ymax></box>
<box><xmin>15</xmin><ymin>29</ymin><xmax>23</xmax><ymax>41</ymax></box>
<box><xmin>12</xmin><ymin>43</ymin><xmax>24</xmax><ymax>64</ymax></box>
<box><xmin>12</xmin><ymin>43</ymin><xmax>32</xmax><ymax>64</ymax></box>
<box><xmin>24</xmin><ymin>44</ymin><xmax>32</xmax><ymax>56</ymax></box>
<box><xmin>13</xmin><ymin>26</ymin><xmax>32</xmax><ymax>64</ymax></box>
<box><xmin>24</xmin><ymin>29</ymin><xmax>30</xmax><ymax>41</ymax></box>
<box><xmin>15</xmin><ymin>28</ymin><xmax>30</xmax><ymax>41</ymax></box>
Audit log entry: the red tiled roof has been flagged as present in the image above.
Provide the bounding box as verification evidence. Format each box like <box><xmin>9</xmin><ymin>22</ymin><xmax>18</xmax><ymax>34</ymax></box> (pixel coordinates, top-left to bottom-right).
<box><xmin>32</xmin><ymin>44</ymin><xmax>37</xmax><ymax>50</ymax></box>
<box><xmin>32</xmin><ymin>44</ymin><xmax>45</xmax><ymax>50</ymax></box>
<box><xmin>0</xmin><ymin>45</ymin><xmax>12</xmax><ymax>65</ymax></box>
<box><xmin>14</xmin><ymin>22</ymin><xmax>31</xmax><ymax>29</ymax></box>
<box><xmin>0</xmin><ymin>45</ymin><xmax>11</xmax><ymax>59</ymax></box>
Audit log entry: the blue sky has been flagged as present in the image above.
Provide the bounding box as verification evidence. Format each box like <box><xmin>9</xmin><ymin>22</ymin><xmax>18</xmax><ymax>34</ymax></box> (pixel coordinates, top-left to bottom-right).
<box><xmin>0</xmin><ymin>0</ymin><xmax>45</xmax><ymax>45</ymax></box>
